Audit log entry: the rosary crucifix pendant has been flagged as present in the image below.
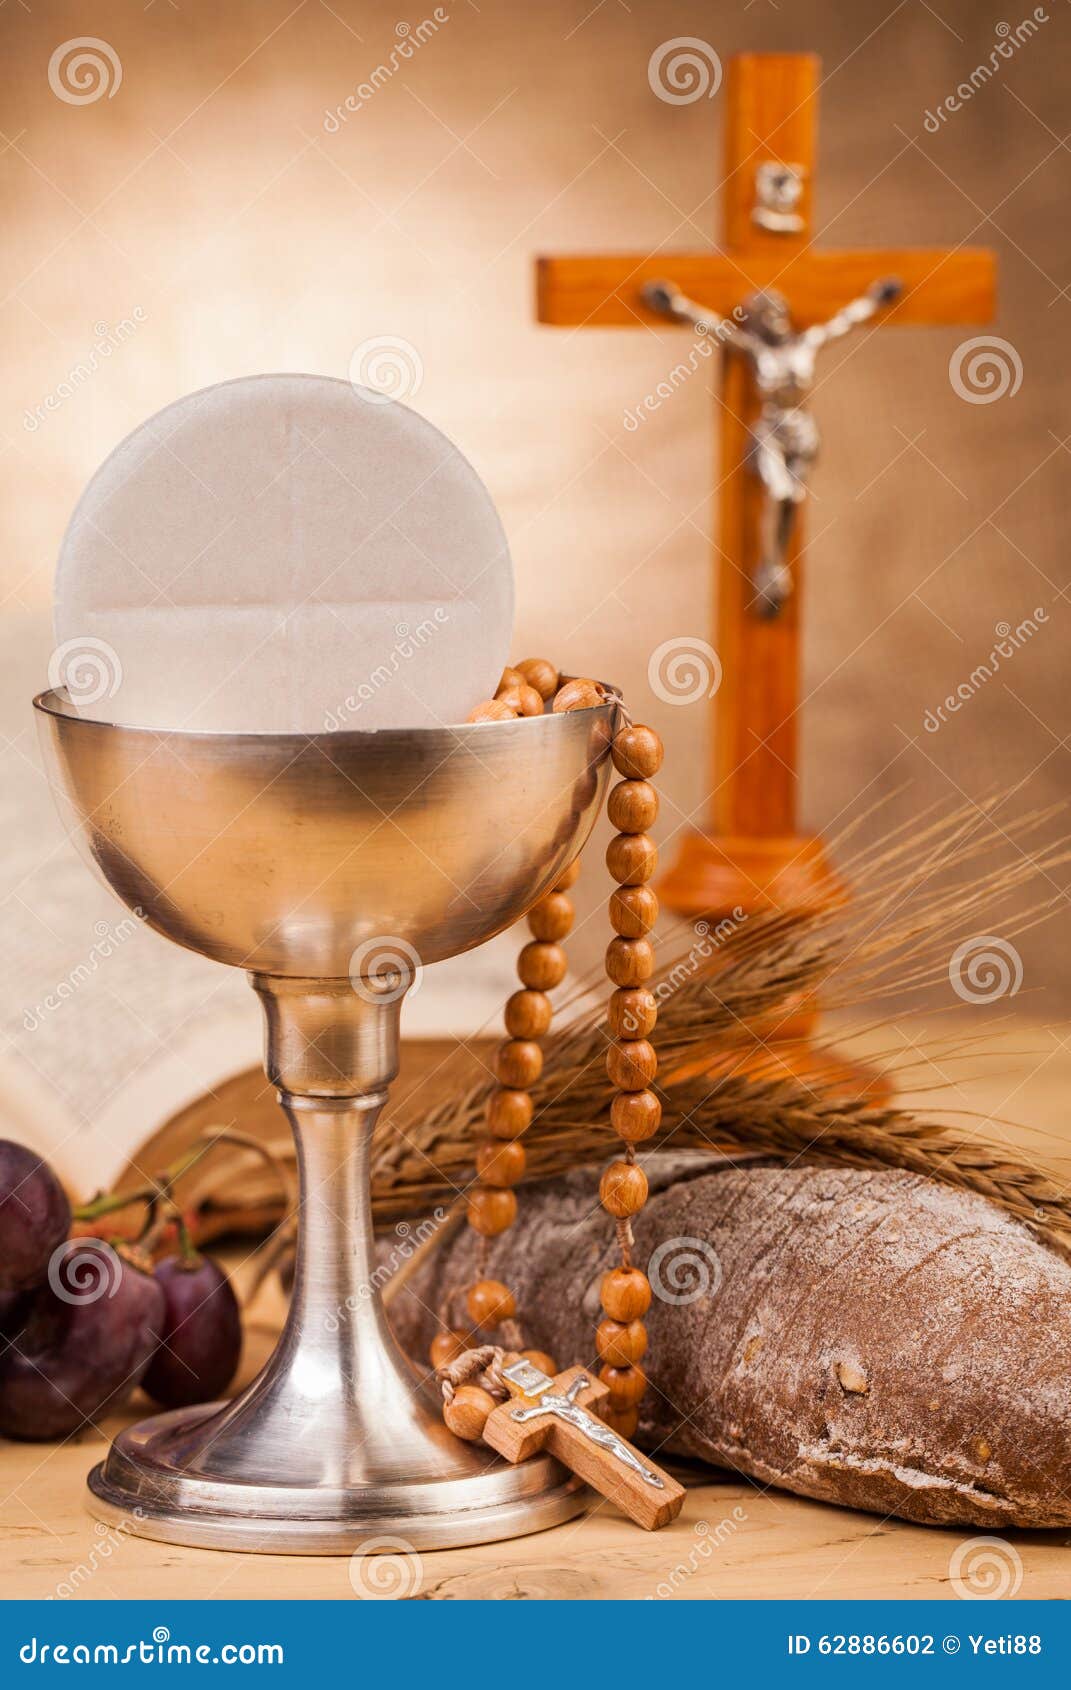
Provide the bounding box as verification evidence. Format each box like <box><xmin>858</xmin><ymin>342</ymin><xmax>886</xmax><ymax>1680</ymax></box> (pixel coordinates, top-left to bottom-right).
<box><xmin>642</xmin><ymin>276</ymin><xmax>902</xmax><ymax>619</ymax></box>
<box><xmin>483</xmin><ymin>1359</ymin><xmax>685</xmax><ymax>1532</ymax></box>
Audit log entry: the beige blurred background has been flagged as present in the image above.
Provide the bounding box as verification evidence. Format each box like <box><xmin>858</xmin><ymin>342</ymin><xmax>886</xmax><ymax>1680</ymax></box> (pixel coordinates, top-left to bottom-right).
<box><xmin>2</xmin><ymin>0</ymin><xmax>1069</xmax><ymax>998</ymax></box>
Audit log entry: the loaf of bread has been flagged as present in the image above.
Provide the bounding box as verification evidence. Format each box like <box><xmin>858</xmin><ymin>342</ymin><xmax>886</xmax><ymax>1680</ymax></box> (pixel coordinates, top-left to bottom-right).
<box><xmin>388</xmin><ymin>1155</ymin><xmax>1071</xmax><ymax>1528</ymax></box>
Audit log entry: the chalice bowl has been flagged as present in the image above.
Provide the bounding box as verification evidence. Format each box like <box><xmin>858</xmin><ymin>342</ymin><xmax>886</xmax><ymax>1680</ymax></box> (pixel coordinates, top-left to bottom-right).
<box><xmin>34</xmin><ymin>686</ymin><xmax>619</xmax><ymax>1553</ymax></box>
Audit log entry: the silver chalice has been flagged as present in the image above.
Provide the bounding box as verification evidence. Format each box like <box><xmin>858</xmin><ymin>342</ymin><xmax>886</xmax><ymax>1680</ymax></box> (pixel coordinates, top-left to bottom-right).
<box><xmin>33</xmin><ymin>686</ymin><xmax>619</xmax><ymax>1554</ymax></box>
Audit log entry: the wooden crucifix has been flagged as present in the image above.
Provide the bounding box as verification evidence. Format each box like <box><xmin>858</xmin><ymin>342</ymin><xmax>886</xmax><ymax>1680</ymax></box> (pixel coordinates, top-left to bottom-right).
<box><xmin>483</xmin><ymin>1359</ymin><xmax>685</xmax><ymax>1531</ymax></box>
<box><xmin>535</xmin><ymin>52</ymin><xmax>996</xmax><ymax>926</ymax></box>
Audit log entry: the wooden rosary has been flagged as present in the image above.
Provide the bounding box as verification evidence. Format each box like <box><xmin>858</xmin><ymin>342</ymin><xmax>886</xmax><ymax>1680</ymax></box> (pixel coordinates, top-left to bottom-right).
<box><xmin>429</xmin><ymin>659</ymin><xmax>684</xmax><ymax>1532</ymax></box>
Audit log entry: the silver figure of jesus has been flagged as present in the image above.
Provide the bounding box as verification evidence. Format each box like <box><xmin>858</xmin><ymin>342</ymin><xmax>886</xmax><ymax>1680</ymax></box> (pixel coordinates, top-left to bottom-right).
<box><xmin>508</xmin><ymin>1372</ymin><xmax>666</xmax><ymax>1489</ymax></box>
<box><xmin>642</xmin><ymin>276</ymin><xmax>902</xmax><ymax>618</ymax></box>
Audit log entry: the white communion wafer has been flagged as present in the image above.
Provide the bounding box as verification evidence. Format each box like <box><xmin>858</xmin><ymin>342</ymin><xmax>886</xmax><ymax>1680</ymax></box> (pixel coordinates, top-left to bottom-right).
<box><xmin>53</xmin><ymin>374</ymin><xmax>514</xmax><ymax>732</ymax></box>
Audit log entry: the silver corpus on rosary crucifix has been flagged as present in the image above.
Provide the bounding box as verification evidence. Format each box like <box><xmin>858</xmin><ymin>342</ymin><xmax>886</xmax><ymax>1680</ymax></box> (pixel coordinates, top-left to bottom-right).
<box><xmin>641</xmin><ymin>274</ymin><xmax>903</xmax><ymax>620</ymax></box>
<box><xmin>500</xmin><ymin>1361</ymin><xmax>666</xmax><ymax>1490</ymax></box>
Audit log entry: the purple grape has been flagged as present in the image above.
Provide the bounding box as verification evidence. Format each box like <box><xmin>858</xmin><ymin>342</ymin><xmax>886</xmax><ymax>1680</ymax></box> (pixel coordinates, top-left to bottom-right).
<box><xmin>0</xmin><ymin>1239</ymin><xmax>163</xmax><ymax>1440</ymax></box>
<box><xmin>141</xmin><ymin>1253</ymin><xmax>242</xmax><ymax>1409</ymax></box>
<box><xmin>0</xmin><ymin>1140</ymin><xmax>70</xmax><ymax>1292</ymax></box>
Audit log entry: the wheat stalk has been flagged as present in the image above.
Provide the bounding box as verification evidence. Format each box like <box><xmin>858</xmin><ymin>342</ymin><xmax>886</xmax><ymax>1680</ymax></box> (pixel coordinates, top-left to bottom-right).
<box><xmin>369</xmin><ymin>799</ymin><xmax>1071</xmax><ymax>1254</ymax></box>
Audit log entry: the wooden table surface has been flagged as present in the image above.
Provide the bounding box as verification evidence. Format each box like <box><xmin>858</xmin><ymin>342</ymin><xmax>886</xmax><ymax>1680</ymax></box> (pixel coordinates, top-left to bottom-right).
<box><xmin>4</xmin><ymin>1020</ymin><xmax>1071</xmax><ymax>1601</ymax></box>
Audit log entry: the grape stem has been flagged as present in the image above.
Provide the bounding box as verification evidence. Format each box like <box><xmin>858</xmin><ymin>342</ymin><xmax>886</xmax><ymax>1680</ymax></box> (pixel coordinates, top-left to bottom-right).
<box><xmin>71</xmin><ymin>1141</ymin><xmax>213</xmax><ymax>1223</ymax></box>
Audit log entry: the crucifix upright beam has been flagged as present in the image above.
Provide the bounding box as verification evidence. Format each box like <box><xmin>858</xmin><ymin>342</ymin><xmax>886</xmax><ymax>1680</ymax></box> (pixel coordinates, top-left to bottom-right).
<box><xmin>536</xmin><ymin>53</ymin><xmax>996</xmax><ymax>921</ymax></box>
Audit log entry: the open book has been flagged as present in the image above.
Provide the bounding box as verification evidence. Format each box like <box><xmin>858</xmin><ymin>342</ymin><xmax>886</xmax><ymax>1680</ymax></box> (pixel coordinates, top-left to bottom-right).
<box><xmin>0</xmin><ymin>609</ymin><xmax>518</xmax><ymax>1208</ymax></box>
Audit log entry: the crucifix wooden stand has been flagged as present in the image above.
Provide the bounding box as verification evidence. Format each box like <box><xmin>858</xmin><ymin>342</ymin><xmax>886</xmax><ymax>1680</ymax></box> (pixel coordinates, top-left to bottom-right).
<box><xmin>536</xmin><ymin>54</ymin><xmax>996</xmax><ymax>994</ymax></box>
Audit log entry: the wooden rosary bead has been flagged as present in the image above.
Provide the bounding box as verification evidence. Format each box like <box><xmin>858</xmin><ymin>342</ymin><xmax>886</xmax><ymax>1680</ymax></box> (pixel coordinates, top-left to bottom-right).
<box><xmin>606</xmin><ymin>832</ymin><xmax>658</xmax><ymax>885</ymax></box>
<box><xmin>521</xmin><ymin>1349</ymin><xmax>557</xmax><ymax>1377</ymax></box>
<box><xmin>466</xmin><ymin>1186</ymin><xmax>518</xmax><ymax>1236</ymax></box>
<box><xmin>504</xmin><ymin>989</ymin><xmax>552</xmax><ymax>1039</ymax></box>
<box><xmin>605</xmin><ymin>936</ymin><xmax>655</xmax><ymax>987</ymax></box>
<box><xmin>599</xmin><ymin>1159</ymin><xmax>649</xmax><ymax>1218</ymax></box>
<box><xmin>599</xmin><ymin>1362</ymin><xmax>647</xmax><ymax>1408</ymax></box>
<box><xmin>611</xmin><ymin>723</ymin><xmax>664</xmax><ymax>780</ymax></box>
<box><xmin>517</xmin><ymin>940</ymin><xmax>568</xmax><ymax>991</ymax></box>
<box><xmin>601</xmin><ymin>1266</ymin><xmax>652</xmax><ymax>1322</ymax></box>
<box><xmin>516</xmin><ymin>657</ymin><xmax>560</xmax><ymax>701</ymax></box>
<box><xmin>476</xmin><ymin>1137</ymin><xmax>526</xmax><ymax>1187</ymax></box>
<box><xmin>554</xmin><ymin>856</ymin><xmax>581</xmax><ymax>892</ymax></box>
<box><xmin>600</xmin><ymin>1404</ymin><xmax>640</xmax><ymax>1441</ymax></box>
<box><xmin>495</xmin><ymin>1038</ymin><xmax>543</xmax><ymax>1088</ymax></box>
<box><xmin>486</xmin><ymin>1087</ymin><xmax>533</xmax><ymax>1139</ymax></box>
<box><xmin>607</xmin><ymin>987</ymin><xmax>658</xmax><ymax>1040</ymax></box>
<box><xmin>596</xmin><ymin>1317</ymin><xmax>648</xmax><ymax>1367</ymax></box>
<box><xmin>443</xmin><ymin>1384</ymin><xmax>496</xmax><ymax>1442</ymax></box>
<box><xmin>552</xmin><ymin>678</ymin><xmax>603</xmax><ymax>713</ymax></box>
<box><xmin>498</xmin><ymin>683</ymin><xmax>544</xmax><ymax>717</ymax></box>
<box><xmin>527</xmin><ymin>892</ymin><xmax>574</xmax><ymax>942</ymax></box>
<box><xmin>466</xmin><ymin>1278</ymin><xmax>516</xmax><ymax>1329</ymax></box>
<box><xmin>430</xmin><ymin>1328</ymin><xmax>470</xmax><ymax>1368</ymax></box>
<box><xmin>606</xmin><ymin>1038</ymin><xmax>658</xmax><ymax>1091</ymax></box>
<box><xmin>609</xmin><ymin>884</ymin><xmax>659</xmax><ymax>938</ymax></box>
<box><xmin>607</xmin><ymin>779</ymin><xmax>659</xmax><ymax>834</ymax></box>
<box><xmin>497</xmin><ymin>667</ymin><xmax>525</xmax><ymax>694</ymax></box>
<box><xmin>467</xmin><ymin>698</ymin><xmax>516</xmax><ymax>723</ymax></box>
<box><xmin>610</xmin><ymin>1088</ymin><xmax>662</xmax><ymax>1143</ymax></box>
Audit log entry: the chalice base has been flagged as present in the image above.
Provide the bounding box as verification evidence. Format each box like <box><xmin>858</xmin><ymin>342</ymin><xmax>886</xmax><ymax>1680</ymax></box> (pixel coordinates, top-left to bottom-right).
<box><xmin>87</xmin><ymin>1403</ymin><xmax>588</xmax><ymax>1555</ymax></box>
